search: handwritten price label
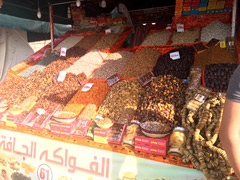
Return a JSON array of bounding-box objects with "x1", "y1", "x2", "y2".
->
[
  {"x1": 177, "y1": 24, "x2": 184, "y2": 32},
  {"x1": 106, "y1": 73, "x2": 120, "y2": 86},
  {"x1": 60, "y1": 47, "x2": 67, "y2": 57},
  {"x1": 37, "y1": 164, "x2": 53, "y2": 180}
]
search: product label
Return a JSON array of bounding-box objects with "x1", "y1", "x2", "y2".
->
[
  {"x1": 220, "y1": 40, "x2": 226, "y2": 48},
  {"x1": 195, "y1": 94, "x2": 205, "y2": 102},
  {"x1": 37, "y1": 108, "x2": 46, "y2": 116},
  {"x1": 82, "y1": 83, "x2": 94, "y2": 92},
  {"x1": 177, "y1": 24, "x2": 184, "y2": 32},
  {"x1": 60, "y1": 47, "x2": 67, "y2": 56},
  {"x1": 138, "y1": 72, "x2": 155, "y2": 86},
  {"x1": 57, "y1": 71, "x2": 67, "y2": 82},
  {"x1": 105, "y1": 29, "x2": 111, "y2": 34},
  {"x1": 106, "y1": 73, "x2": 120, "y2": 86},
  {"x1": 170, "y1": 51, "x2": 180, "y2": 60}
]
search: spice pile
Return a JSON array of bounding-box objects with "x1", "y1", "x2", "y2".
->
[
  {"x1": 75, "y1": 33, "x2": 103, "y2": 50},
  {"x1": 91, "y1": 51, "x2": 133, "y2": 79},
  {"x1": 92, "y1": 33, "x2": 121, "y2": 50},
  {"x1": 171, "y1": 29, "x2": 200, "y2": 44},
  {"x1": 55, "y1": 36, "x2": 84, "y2": 50},
  {"x1": 96, "y1": 80, "x2": 143, "y2": 124},
  {"x1": 195, "y1": 46, "x2": 237, "y2": 67},
  {"x1": 141, "y1": 31, "x2": 171, "y2": 46},
  {"x1": 201, "y1": 21, "x2": 231, "y2": 42},
  {"x1": 204, "y1": 63, "x2": 238, "y2": 92},
  {"x1": 152, "y1": 46, "x2": 195, "y2": 79},
  {"x1": 119, "y1": 48, "x2": 161, "y2": 78},
  {"x1": 63, "y1": 81, "x2": 110, "y2": 116},
  {"x1": 135, "y1": 75, "x2": 187, "y2": 127},
  {"x1": 181, "y1": 92, "x2": 232, "y2": 180}
]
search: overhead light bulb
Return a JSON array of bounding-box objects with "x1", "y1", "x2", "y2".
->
[
  {"x1": 76, "y1": 0, "x2": 81, "y2": 7},
  {"x1": 0, "y1": 0, "x2": 3, "y2": 8},
  {"x1": 101, "y1": 0, "x2": 106, "y2": 8},
  {"x1": 142, "y1": 23, "x2": 147, "y2": 26},
  {"x1": 37, "y1": 8, "x2": 42, "y2": 19},
  {"x1": 67, "y1": 7, "x2": 71, "y2": 19},
  {"x1": 152, "y1": 22, "x2": 156, "y2": 25}
]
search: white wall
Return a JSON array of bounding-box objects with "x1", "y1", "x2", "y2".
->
[{"x1": 0, "y1": 26, "x2": 34, "y2": 81}]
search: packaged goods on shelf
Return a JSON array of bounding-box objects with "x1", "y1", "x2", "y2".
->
[
  {"x1": 152, "y1": 46, "x2": 195, "y2": 79},
  {"x1": 91, "y1": 51, "x2": 133, "y2": 79},
  {"x1": 108, "y1": 123, "x2": 126, "y2": 144},
  {"x1": 141, "y1": 31, "x2": 172, "y2": 46},
  {"x1": 200, "y1": 20, "x2": 231, "y2": 42},
  {"x1": 170, "y1": 28, "x2": 200, "y2": 44},
  {"x1": 55, "y1": 36, "x2": 84, "y2": 50},
  {"x1": 195, "y1": 46, "x2": 237, "y2": 67},
  {"x1": 97, "y1": 80, "x2": 144, "y2": 124},
  {"x1": 119, "y1": 48, "x2": 161, "y2": 78}
]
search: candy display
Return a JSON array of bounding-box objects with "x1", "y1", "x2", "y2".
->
[
  {"x1": 135, "y1": 75, "x2": 187, "y2": 127},
  {"x1": 119, "y1": 48, "x2": 161, "y2": 78}
]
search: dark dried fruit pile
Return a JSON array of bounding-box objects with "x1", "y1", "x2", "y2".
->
[
  {"x1": 204, "y1": 63, "x2": 238, "y2": 92},
  {"x1": 135, "y1": 75, "x2": 187, "y2": 127},
  {"x1": 152, "y1": 46, "x2": 195, "y2": 79}
]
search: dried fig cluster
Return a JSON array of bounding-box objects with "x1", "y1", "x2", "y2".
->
[
  {"x1": 97, "y1": 80, "x2": 144, "y2": 123},
  {"x1": 204, "y1": 63, "x2": 238, "y2": 92},
  {"x1": 153, "y1": 46, "x2": 195, "y2": 79},
  {"x1": 135, "y1": 75, "x2": 187, "y2": 127}
]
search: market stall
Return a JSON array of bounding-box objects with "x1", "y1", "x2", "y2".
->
[{"x1": 0, "y1": 0, "x2": 239, "y2": 179}]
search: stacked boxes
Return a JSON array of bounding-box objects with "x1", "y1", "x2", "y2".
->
[
  {"x1": 135, "y1": 135, "x2": 169, "y2": 156},
  {"x1": 181, "y1": 0, "x2": 232, "y2": 15},
  {"x1": 175, "y1": 0, "x2": 184, "y2": 16}
]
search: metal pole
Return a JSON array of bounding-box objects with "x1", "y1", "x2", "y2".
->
[
  {"x1": 49, "y1": 3, "x2": 55, "y2": 50},
  {"x1": 231, "y1": 0, "x2": 238, "y2": 37}
]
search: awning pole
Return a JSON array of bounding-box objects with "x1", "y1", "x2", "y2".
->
[
  {"x1": 49, "y1": 3, "x2": 55, "y2": 50},
  {"x1": 231, "y1": 0, "x2": 238, "y2": 37}
]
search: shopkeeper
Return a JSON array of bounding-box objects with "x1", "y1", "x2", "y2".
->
[{"x1": 220, "y1": 65, "x2": 240, "y2": 179}]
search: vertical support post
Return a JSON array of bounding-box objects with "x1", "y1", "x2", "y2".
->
[
  {"x1": 231, "y1": 0, "x2": 238, "y2": 37},
  {"x1": 49, "y1": 3, "x2": 55, "y2": 50}
]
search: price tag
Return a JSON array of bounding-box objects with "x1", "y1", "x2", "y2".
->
[
  {"x1": 195, "y1": 94, "x2": 205, "y2": 102},
  {"x1": 138, "y1": 72, "x2": 154, "y2": 86},
  {"x1": 220, "y1": 40, "x2": 226, "y2": 48},
  {"x1": 57, "y1": 71, "x2": 67, "y2": 82},
  {"x1": 37, "y1": 108, "x2": 46, "y2": 116},
  {"x1": 177, "y1": 24, "x2": 184, "y2": 32},
  {"x1": 107, "y1": 73, "x2": 120, "y2": 86},
  {"x1": 60, "y1": 47, "x2": 67, "y2": 56},
  {"x1": 82, "y1": 83, "x2": 94, "y2": 92},
  {"x1": 170, "y1": 51, "x2": 180, "y2": 60},
  {"x1": 105, "y1": 29, "x2": 111, "y2": 34}
]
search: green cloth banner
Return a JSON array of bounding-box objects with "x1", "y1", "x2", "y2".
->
[{"x1": 0, "y1": 14, "x2": 72, "y2": 36}]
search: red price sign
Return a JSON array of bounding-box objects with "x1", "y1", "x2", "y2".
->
[{"x1": 37, "y1": 164, "x2": 53, "y2": 180}]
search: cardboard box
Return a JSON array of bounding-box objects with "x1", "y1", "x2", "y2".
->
[
  {"x1": 216, "y1": 1, "x2": 225, "y2": 8},
  {"x1": 135, "y1": 135, "x2": 169, "y2": 149},
  {"x1": 94, "y1": 127, "x2": 111, "y2": 137},
  {"x1": 199, "y1": 2, "x2": 208, "y2": 7},
  {"x1": 94, "y1": 136, "x2": 108, "y2": 144},
  {"x1": 50, "y1": 119, "x2": 79, "y2": 137},
  {"x1": 135, "y1": 143, "x2": 167, "y2": 156},
  {"x1": 108, "y1": 123, "x2": 126, "y2": 145},
  {"x1": 199, "y1": 7, "x2": 207, "y2": 11},
  {"x1": 71, "y1": 119, "x2": 91, "y2": 138}
]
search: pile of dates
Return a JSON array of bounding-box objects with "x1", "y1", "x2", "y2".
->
[
  {"x1": 204, "y1": 63, "x2": 238, "y2": 92},
  {"x1": 152, "y1": 46, "x2": 195, "y2": 79},
  {"x1": 135, "y1": 75, "x2": 187, "y2": 127}
]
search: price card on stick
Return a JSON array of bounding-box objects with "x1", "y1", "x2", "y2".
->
[
  {"x1": 57, "y1": 71, "x2": 67, "y2": 82},
  {"x1": 170, "y1": 51, "x2": 180, "y2": 60},
  {"x1": 177, "y1": 24, "x2": 184, "y2": 32},
  {"x1": 107, "y1": 73, "x2": 120, "y2": 86},
  {"x1": 60, "y1": 47, "x2": 67, "y2": 56}
]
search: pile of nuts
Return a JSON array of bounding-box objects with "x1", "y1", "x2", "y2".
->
[
  {"x1": 135, "y1": 75, "x2": 187, "y2": 127},
  {"x1": 75, "y1": 33, "x2": 103, "y2": 51},
  {"x1": 141, "y1": 31, "x2": 171, "y2": 46},
  {"x1": 195, "y1": 46, "x2": 237, "y2": 67},
  {"x1": 92, "y1": 33, "x2": 121, "y2": 50},
  {"x1": 171, "y1": 29, "x2": 200, "y2": 44},
  {"x1": 97, "y1": 80, "x2": 144, "y2": 123},
  {"x1": 119, "y1": 48, "x2": 161, "y2": 78},
  {"x1": 55, "y1": 36, "x2": 84, "y2": 50},
  {"x1": 91, "y1": 51, "x2": 133, "y2": 79},
  {"x1": 204, "y1": 63, "x2": 238, "y2": 92},
  {"x1": 201, "y1": 20, "x2": 231, "y2": 42},
  {"x1": 152, "y1": 46, "x2": 195, "y2": 79}
]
